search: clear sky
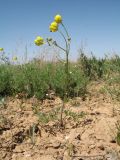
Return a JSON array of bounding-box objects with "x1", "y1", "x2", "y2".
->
[{"x1": 0, "y1": 0, "x2": 120, "y2": 61}]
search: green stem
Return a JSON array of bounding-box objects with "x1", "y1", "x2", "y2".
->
[
  {"x1": 65, "y1": 50, "x2": 69, "y2": 97},
  {"x1": 58, "y1": 30, "x2": 68, "y2": 50},
  {"x1": 58, "y1": 30, "x2": 69, "y2": 97},
  {"x1": 53, "y1": 42, "x2": 66, "y2": 52},
  {"x1": 61, "y1": 22, "x2": 70, "y2": 39},
  {"x1": 61, "y1": 23, "x2": 71, "y2": 58}
]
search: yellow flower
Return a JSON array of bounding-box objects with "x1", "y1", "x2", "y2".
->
[
  {"x1": 34, "y1": 36, "x2": 44, "y2": 46},
  {"x1": 51, "y1": 22, "x2": 58, "y2": 27},
  {"x1": 34, "y1": 39, "x2": 41, "y2": 46},
  {"x1": 54, "y1": 14, "x2": 62, "y2": 24},
  {"x1": 49, "y1": 25, "x2": 58, "y2": 32},
  {"x1": 0, "y1": 48, "x2": 4, "y2": 51},
  {"x1": 49, "y1": 21, "x2": 58, "y2": 32},
  {"x1": 12, "y1": 56, "x2": 17, "y2": 61}
]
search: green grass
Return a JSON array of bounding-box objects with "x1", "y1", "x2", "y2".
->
[
  {"x1": 35, "y1": 107, "x2": 60, "y2": 124},
  {"x1": 64, "y1": 110, "x2": 86, "y2": 121},
  {"x1": 0, "y1": 61, "x2": 88, "y2": 99},
  {"x1": 0, "y1": 53, "x2": 119, "y2": 101}
]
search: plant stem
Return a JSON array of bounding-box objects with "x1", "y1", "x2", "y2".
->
[
  {"x1": 55, "y1": 25, "x2": 71, "y2": 127},
  {"x1": 58, "y1": 30, "x2": 69, "y2": 96},
  {"x1": 61, "y1": 22, "x2": 70, "y2": 39},
  {"x1": 53, "y1": 42, "x2": 66, "y2": 52},
  {"x1": 58, "y1": 30, "x2": 68, "y2": 51},
  {"x1": 65, "y1": 50, "x2": 69, "y2": 97},
  {"x1": 60, "y1": 100, "x2": 65, "y2": 127}
]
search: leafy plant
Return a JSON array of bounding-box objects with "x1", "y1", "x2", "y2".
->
[
  {"x1": 35, "y1": 107, "x2": 60, "y2": 124},
  {"x1": 64, "y1": 110, "x2": 86, "y2": 121},
  {"x1": 78, "y1": 52, "x2": 106, "y2": 80},
  {"x1": 34, "y1": 14, "x2": 72, "y2": 126}
]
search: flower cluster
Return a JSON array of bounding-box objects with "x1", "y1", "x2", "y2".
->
[
  {"x1": 34, "y1": 36, "x2": 45, "y2": 46},
  {"x1": 49, "y1": 14, "x2": 62, "y2": 32},
  {"x1": 34, "y1": 14, "x2": 62, "y2": 46},
  {"x1": 49, "y1": 22, "x2": 58, "y2": 32}
]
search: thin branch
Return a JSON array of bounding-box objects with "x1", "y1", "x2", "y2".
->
[
  {"x1": 53, "y1": 42, "x2": 66, "y2": 52},
  {"x1": 58, "y1": 30, "x2": 68, "y2": 52},
  {"x1": 61, "y1": 22, "x2": 70, "y2": 39}
]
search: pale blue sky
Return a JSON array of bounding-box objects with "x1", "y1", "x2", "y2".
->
[{"x1": 0, "y1": 0, "x2": 120, "y2": 60}]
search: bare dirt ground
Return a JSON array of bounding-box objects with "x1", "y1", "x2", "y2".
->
[{"x1": 0, "y1": 81, "x2": 120, "y2": 160}]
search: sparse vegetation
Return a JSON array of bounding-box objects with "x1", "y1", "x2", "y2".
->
[
  {"x1": 64, "y1": 110, "x2": 86, "y2": 121},
  {"x1": 35, "y1": 107, "x2": 60, "y2": 124},
  {"x1": 0, "y1": 53, "x2": 120, "y2": 159}
]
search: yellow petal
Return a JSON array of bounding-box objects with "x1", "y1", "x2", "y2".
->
[
  {"x1": 34, "y1": 35, "x2": 45, "y2": 46},
  {"x1": 54, "y1": 14, "x2": 62, "y2": 24},
  {"x1": 50, "y1": 21, "x2": 58, "y2": 27},
  {"x1": 34, "y1": 39, "x2": 44, "y2": 46},
  {"x1": 36, "y1": 36, "x2": 44, "y2": 41},
  {"x1": 49, "y1": 25, "x2": 58, "y2": 32}
]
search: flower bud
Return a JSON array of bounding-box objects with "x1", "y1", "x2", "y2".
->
[
  {"x1": 54, "y1": 14, "x2": 62, "y2": 24},
  {"x1": 0, "y1": 48, "x2": 4, "y2": 52},
  {"x1": 49, "y1": 21, "x2": 58, "y2": 32},
  {"x1": 12, "y1": 56, "x2": 17, "y2": 61},
  {"x1": 34, "y1": 36, "x2": 44, "y2": 46}
]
